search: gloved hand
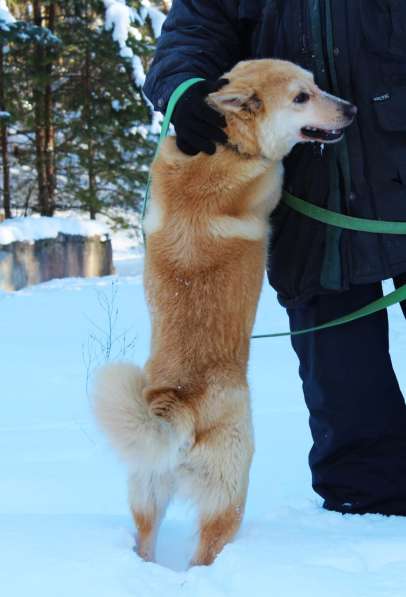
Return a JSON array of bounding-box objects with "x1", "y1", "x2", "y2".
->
[{"x1": 171, "y1": 79, "x2": 229, "y2": 155}]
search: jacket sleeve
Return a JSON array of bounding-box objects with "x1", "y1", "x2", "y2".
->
[{"x1": 143, "y1": 0, "x2": 243, "y2": 112}]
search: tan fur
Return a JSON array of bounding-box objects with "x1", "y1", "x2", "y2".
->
[
  {"x1": 191, "y1": 505, "x2": 244, "y2": 567},
  {"x1": 92, "y1": 59, "x2": 355, "y2": 567}
]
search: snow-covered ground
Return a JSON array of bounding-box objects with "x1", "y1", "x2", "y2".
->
[{"x1": 1, "y1": 228, "x2": 406, "y2": 597}]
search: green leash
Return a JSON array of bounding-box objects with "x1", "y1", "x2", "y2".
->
[
  {"x1": 142, "y1": 77, "x2": 204, "y2": 223},
  {"x1": 143, "y1": 78, "x2": 406, "y2": 339},
  {"x1": 283, "y1": 191, "x2": 406, "y2": 235},
  {"x1": 251, "y1": 194, "x2": 406, "y2": 338},
  {"x1": 251, "y1": 284, "x2": 406, "y2": 338}
]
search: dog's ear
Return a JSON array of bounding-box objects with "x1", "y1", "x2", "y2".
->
[{"x1": 209, "y1": 85, "x2": 263, "y2": 117}]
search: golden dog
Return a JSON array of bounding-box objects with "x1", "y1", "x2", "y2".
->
[{"x1": 93, "y1": 59, "x2": 356, "y2": 567}]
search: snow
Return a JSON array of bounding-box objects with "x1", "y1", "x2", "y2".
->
[
  {"x1": 1, "y1": 226, "x2": 406, "y2": 596},
  {"x1": 102, "y1": 0, "x2": 165, "y2": 130},
  {"x1": 146, "y1": 7, "x2": 165, "y2": 38},
  {"x1": 103, "y1": 0, "x2": 133, "y2": 48},
  {"x1": 103, "y1": 0, "x2": 146, "y2": 86},
  {"x1": 140, "y1": 0, "x2": 166, "y2": 38},
  {"x1": 0, "y1": 215, "x2": 109, "y2": 245},
  {"x1": 0, "y1": 0, "x2": 14, "y2": 31},
  {"x1": 131, "y1": 53, "x2": 146, "y2": 87}
]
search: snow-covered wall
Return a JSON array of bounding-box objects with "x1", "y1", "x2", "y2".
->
[
  {"x1": 0, "y1": 218, "x2": 113, "y2": 291},
  {"x1": 0, "y1": 216, "x2": 109, "y2": 246}
]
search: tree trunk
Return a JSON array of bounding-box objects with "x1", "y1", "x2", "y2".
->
[
  {"x1": 84, "y1": 38, "x2": 97, "y2": 220},
  {"x1": 33, "y1": 0, "x2": 51, "y2": 216},
  {"x1": 44, "y1": 1, "x2": 56, "y2": 215},
  {"x1": 0, "y1": 44, "x2": 11, "y2": 219},
  {"x1": 88, "y1": 138, "x2": 97, "y2": 221}
]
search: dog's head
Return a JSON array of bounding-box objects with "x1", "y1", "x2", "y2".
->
[{"x1": 208, "y1": 59, "x2": 357, "y2": 160}]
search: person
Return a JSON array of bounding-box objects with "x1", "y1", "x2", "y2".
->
[{"x1": 143, "y1": 0, "x2": 406, "y2": 516}]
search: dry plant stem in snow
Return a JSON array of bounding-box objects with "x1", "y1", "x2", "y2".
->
[{"x1": 83, "y1": 280, "x2": 137, "y2": 395}]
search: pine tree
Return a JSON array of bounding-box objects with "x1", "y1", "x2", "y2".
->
[
  {"x1": 0, "y1": 1, "x2": 15, "y2": 218},
  {"x1": 57, "y1": 0, "x2": 155, "y2": 220},
  {"x1": 0, "y1": 41, "x2": 12, "y2": 218},
  {"x1": 1, "y1": 0, "x2": 165, "y2": 222},
  {"x1": 0, "y1": 1, "x2": 60, "y2": 217}
]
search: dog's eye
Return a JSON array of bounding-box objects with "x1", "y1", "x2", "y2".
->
[{"x1": 293, "y1": 92, "x2": 310, "y2": 104}]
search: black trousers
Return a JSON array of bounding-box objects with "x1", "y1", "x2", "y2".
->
[{"x1": 287, "y1": 274, "x2": 406, "y2": 515}]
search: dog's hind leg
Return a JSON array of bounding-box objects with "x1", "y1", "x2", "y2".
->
[
  {"x1": 191, "y1": 499, "x2": 246, "y2": 566},
  {"x1": 187, "y1": 440, "x2": 251, "y2": 566},
  {"x1": 129, "y1": 472, "x2": 173, "y2": 562},
  {"x1": 186, "y1": 388, "x2": 254, "y2": 566}
]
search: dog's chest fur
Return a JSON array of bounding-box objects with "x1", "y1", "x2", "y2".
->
[
  {"x1": 143, "y1": 139, "x2": 284, "y2": 387},
  {"x1": 144, "y1": 139, "x2": 283, "y2": 249}
]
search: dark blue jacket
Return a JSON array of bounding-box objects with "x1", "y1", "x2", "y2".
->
[{"x1": 144, "y1": 0, "x2": 406, "y2": 306}]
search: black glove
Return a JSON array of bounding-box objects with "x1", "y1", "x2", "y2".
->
[{"x1": 171, "y1": 79, "x2": 229, "y2": 156}]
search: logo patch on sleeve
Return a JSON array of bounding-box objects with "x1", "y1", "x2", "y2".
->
[{"x1": 373, "y1": 93, "x2": 390, "y2": 103}]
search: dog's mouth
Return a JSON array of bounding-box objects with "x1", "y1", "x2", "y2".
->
[{"x1": 301, "y1": 126, "x2": 344, "y2": 143}]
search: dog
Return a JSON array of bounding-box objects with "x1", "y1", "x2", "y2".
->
[{"x1": 92, "y1": 59, "x2": 356, "y2": 567}]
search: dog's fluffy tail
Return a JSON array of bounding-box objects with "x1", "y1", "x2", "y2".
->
[{"x1": 92, "y1": 362, "x2": 194, "y2": 473}]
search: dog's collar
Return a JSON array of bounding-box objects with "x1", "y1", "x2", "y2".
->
[
  {"x1": 225, "y1": 141, "x2": 244, "y2": 155},
  {"x1": 225, "y1": 141, "x2": 269, "y2": 162}
]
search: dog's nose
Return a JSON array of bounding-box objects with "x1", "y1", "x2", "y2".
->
[{"x1": 343, "y1": 102, "x2": 358, "y2": 119}]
